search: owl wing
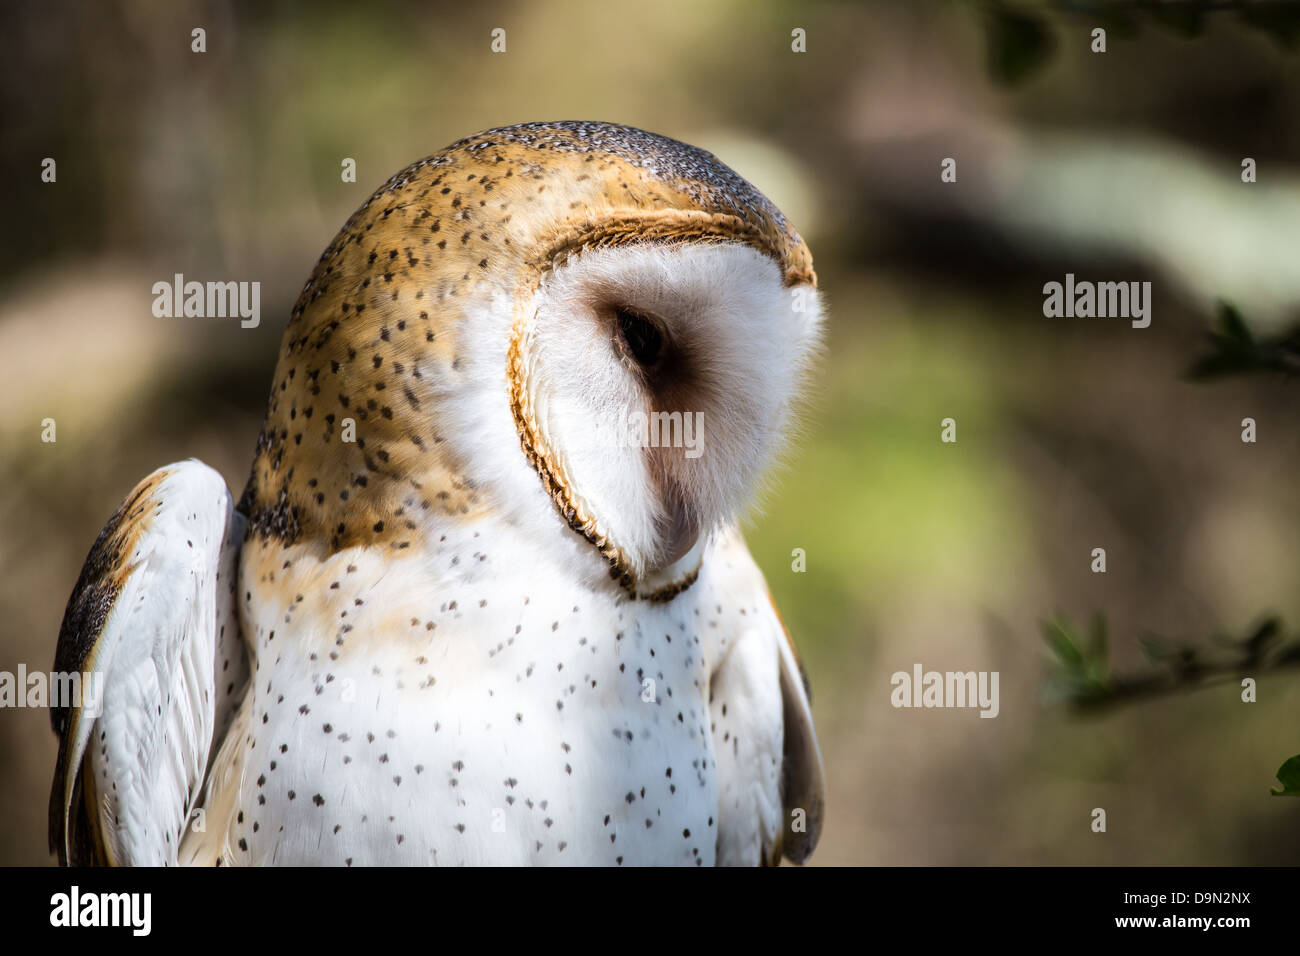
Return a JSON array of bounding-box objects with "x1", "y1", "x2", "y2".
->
[
  {"x1": 48, "y1": 461, "x2": 248, "y2": 865},
  {"x1": 707, "y1": 531, "x2": 826, "y2": 865}
]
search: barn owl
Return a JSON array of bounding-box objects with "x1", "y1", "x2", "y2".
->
[{"x1": 49, "y1": 121, "x2": 825, "y2": 867}]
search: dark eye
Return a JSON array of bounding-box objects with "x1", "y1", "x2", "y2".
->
[{"x1": 616, "y1": 308, "x2": 664, "y2": 368}]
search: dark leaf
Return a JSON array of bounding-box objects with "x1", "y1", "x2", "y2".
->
[
  {"x1": 1270, "y1": 755, "x2": 1300, "y2": 796},
  {"x1": 1217, "y1": 301, "x2": 1253, "y2": 344},
  {"x1": 1239, "y1": 5, "x2": 1300, "y2": 52},
  {"x1": 1186, "y1": 305, "x2": 1300, "y2": 381},
  {"x1": 1042, "y1": 617, "x2": 1085, "y2": 670},
  {"x1": 1147, "y1": 3, "x2": 1204, "y2": 38},
  {"x1": 987, "y1": 3, "x2": 1057, "y2": 86},
  {"x1": 1244, "y1": 616, "x2": 1282, "y2": 661},
  {"x1": 1273, "y1": 643, "x2": 1300, "y2": 665}
]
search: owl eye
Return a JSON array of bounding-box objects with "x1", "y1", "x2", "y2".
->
[{"x1": 615, "y1": 308, "x2": 664, "y2": 369}]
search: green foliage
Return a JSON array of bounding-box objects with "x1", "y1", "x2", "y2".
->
[
  {"x1": 1238, "y1": 2, "x2": 1300, "y2": 51},
  {"x1": 1045, "y1": 614, "x2": 1300, "y2": 796},
  {"x1": 1174, "y1": 298, "x2": 1300, "y2": 798},
  {"x1": 1041, "y1": 613, "x2": 1110, "y2": 705},
  {"x1": 1185, "y1": 302, "x2": 1300, "y2": 380},
  {"x1": 1042, "y1": 613, "x2": 1300, "y2": 711},
  {"x1": 1271, "y1": 755, "x2": 1300, "y2": 796},
  {"x1": 980, "y1": 1, "x2": 1300, "y2": 87},
  {"x1": 986, "y1": 2, "x2": 1057, "y2": 86}
]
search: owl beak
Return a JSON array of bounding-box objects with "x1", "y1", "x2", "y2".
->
[{"x1": 654, "y1": 478, "x2": 699, "y2": 570}]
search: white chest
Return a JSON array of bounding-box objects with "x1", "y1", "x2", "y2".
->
[{"x1": 225, "y1": 532, "x2": 722, "y2": 866}]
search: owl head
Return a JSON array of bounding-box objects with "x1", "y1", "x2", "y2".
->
[{"x1": 243, "y1": 121, "x2": 822, "y2": 597}]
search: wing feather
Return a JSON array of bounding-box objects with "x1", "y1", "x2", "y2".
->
[
  {"x1": 706, "y1": 531, "x2": 825, "y2": 865},
  {"x1": 48, "y1": 461, "x2": 246, "y2": 865},
  {"x1": 772, "y1": 597, "x2": 826, "y2": 863}
]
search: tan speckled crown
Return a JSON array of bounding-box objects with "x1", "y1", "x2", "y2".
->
[{"x1": 240, "y1": 121, "x2": 816, "y2": 581}]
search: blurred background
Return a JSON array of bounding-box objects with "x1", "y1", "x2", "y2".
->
[{"x1": 2, "y1": 0, "x2": 1299, "y2": 865}]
